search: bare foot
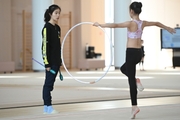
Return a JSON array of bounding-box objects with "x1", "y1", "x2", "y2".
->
[
  {"x1": 131, "y1": 106, "x2": 140, "y2": 119},
  {"x1": 136, "y1": 78, "x2": 144, "y2": 91}
]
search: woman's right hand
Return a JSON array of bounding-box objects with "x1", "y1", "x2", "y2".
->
[{"x1": 46, "y1": 67, "x2": 51, "y2": 71}]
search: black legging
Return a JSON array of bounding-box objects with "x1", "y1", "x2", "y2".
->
[
  {"x1": 43, "y1": 65, "x2": 59, "y2": 106},
  {"x1": 120, "y1": 48, "x2": 142, "y2": 105}
]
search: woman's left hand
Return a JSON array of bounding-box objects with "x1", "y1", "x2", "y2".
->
[
  {"x1": 93, "y1": 22, "x2": 100, "y2": 27},
  {"x1": 167, "y1": 27, "x2": 176, "y2": 34}
]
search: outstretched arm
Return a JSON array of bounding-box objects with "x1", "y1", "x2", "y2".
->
[
  {"x1": 144, "y1": 21, "x2": 176, "y2": 34},
  {"x1": 93, "y1": 21, "x2": 131, "y2": 28}
]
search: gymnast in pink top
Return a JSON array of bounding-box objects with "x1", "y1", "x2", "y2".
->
[
  {"x1": 93, "y1": 1, "x2": 175, "y2": 119},
  {"x1": 127, "y1": 20, "x2": 143, "y2": 39}
]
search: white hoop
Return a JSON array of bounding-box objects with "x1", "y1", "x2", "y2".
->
[{"x1": 61, "y1": 22, "x2": 113, "y2": 84}]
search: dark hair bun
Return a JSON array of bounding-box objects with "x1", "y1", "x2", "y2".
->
[
  {"x1": 137, "y1": 2, "x2": 142, "y2": 9},
  {"x1": 129, "y1": 2, "x2": 142, "y2": 14}
]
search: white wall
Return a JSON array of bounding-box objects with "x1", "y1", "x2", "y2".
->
[{"x1": 132, "y1": 0, "x2": 180, "y2": 69}]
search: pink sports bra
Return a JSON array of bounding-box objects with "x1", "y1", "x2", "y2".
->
[{"x1": 127, "y1": 20, "x2": 143, "y2": 39}]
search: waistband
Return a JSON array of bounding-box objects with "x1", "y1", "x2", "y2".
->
[{"x1": 126, "y1": 48, "x2": 141, "y2": 51}]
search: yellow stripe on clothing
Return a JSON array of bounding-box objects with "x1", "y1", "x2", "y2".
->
[{"x1": 42, "y1": 28, "x2": 49, "y2": 64}]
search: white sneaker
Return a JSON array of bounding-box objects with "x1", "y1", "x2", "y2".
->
[
  {"x1": 48, "y1": 110, "x2": 59, "y2": 114},
  {"x1": 43, "y1": 106, "x2": 59, "y2": 114},
  {"x1": 43, "y1": 105, "x2": 48, "y2": 114},
  {"x1": 43, "y1": 110, "x2": 59, "y2": 114},
  {"x1": 136, "y1": 78, "x2": 144, "y2": 92}
]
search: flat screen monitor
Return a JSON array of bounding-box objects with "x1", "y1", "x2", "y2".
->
[{"x1": 161, "y1": 28, "x2": 180, "y2": 49}]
